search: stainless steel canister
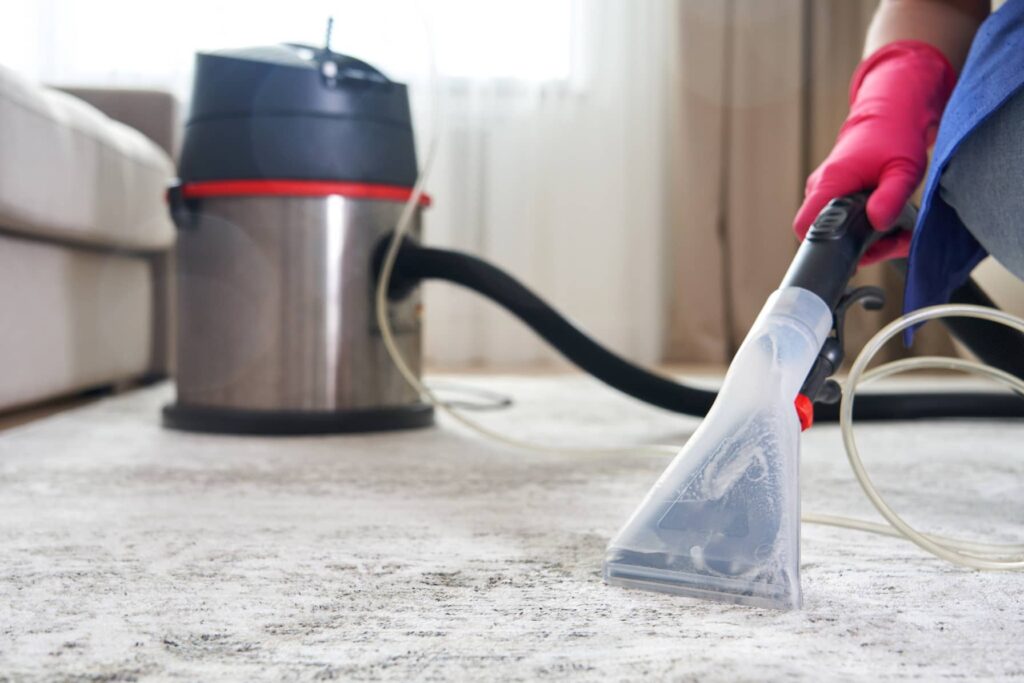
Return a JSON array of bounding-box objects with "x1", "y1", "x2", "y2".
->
[{"x1": 163, "y1": 192, "x2": 432, "y2": 433}]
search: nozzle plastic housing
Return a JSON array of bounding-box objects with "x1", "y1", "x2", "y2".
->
[{"x1": 603, "y1": 287, "x2": 832, "y2": 609}]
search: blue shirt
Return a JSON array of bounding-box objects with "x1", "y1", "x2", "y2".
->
[{"x1": 904, "y1": 0, "x2": 1024, "y2": 325}]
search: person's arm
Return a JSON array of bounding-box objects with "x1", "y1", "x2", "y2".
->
[
  {"x1": 866, "y1": 0, "x2": 990, "y2": 68},
  {"x1": 794, "y1": 0, "x2": 990, "y2": 265}
]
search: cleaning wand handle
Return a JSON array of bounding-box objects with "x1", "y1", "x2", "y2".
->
[
  {"x1": 780, "y1": 193, "x2": 913, "y2": 309},
  {"x1": 782, "y1": 193, "x2": 915, "y2": 407}
]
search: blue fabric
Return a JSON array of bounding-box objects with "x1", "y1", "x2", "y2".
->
[{"x1": 903, "y1": 0, "x2": 1024, "y2": 333}]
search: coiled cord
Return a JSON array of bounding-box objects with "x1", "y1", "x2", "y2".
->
[{"x1": 819, "y1": 303, "x2": 1024, "y2": 570}]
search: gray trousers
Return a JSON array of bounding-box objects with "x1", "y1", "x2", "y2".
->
[{"x1": 939, "y1": 87, "x2": 1024, "y2": 281}]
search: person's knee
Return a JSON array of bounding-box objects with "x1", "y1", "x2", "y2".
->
[{"x1": 938, "y1": 90, "x2": 1024, "y2": 281}]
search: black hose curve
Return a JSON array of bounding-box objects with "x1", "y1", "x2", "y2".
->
[{"x1": 390, "y1": 243, "x2": 1024, "y2": 421}]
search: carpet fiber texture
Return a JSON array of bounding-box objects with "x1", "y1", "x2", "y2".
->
[{"x1": 0, "y1": 378, "x2": 1022, "y2": 681}]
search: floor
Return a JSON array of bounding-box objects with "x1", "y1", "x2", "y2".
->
[
  {"x1": 0, "y1": 376, "x2": 1022, "y2": 681},
  {"x1": 0, "y1": 392, "x2": 104, "y2": 433}
]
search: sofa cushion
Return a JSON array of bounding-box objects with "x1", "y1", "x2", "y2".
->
[{"x1": 0, "y1": 65, "x2": 174, "y2": 252}]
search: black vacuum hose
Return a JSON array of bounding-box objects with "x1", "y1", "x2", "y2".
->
[
  {"x1": 390, "y1": 243, "x2": 1024, "y2": 421},
  {"x1": 392, "y1": 243, "x2": 717, "y2": 415}
]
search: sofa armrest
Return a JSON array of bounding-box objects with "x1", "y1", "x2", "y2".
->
[{"x1": 55, "y1": 87, "x2": 179, "y2": 159}]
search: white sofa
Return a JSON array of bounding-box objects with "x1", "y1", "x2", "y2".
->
[{"x1": 0, "y1": 65, "x2": 176, "y2": 412}]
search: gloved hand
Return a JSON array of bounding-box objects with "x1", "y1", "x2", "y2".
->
[{"x1": 793, "y1": 41, "x2": 956, "y2": 265}]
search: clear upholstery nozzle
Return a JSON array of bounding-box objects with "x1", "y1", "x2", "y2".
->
[{"x1": 603, "y1": 287, "x2": 832, "y2": 610}]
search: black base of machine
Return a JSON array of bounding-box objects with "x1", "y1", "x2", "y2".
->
[{"x1": 162, "y1": 402, "x2": 434, "y2": 435}]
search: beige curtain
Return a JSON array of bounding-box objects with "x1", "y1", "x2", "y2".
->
[{"x1": 664, "y1": 0, "x2": 954, "y2": 364}]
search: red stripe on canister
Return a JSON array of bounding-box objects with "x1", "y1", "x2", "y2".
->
[{"x1": 180, "y1": 179, "x2": 432, "y2": 207}]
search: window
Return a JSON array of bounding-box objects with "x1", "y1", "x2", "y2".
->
[{"x1": 0, "y1": 0, "x2": 576, "y2": 99}]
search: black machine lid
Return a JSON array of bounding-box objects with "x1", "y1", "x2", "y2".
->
[
  {"x1": 187, "y1": 43, "x2": 412, "y2": 126},
  {"x1": 179, "y1": 38, "x2": 419, "y2": 188}
]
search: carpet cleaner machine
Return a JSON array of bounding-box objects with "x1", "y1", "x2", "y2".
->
[{"x1": 165, "y1": 42, "x2": 1024, "y2": 609}]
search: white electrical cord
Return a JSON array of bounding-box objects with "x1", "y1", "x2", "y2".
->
[
  {"x1": 425, "y1": 381, "x2": 514, "y2": 411},
  {"x1": 372, "y1": 11, "x2": 677, "y2": 458},
  {"x1": 379, "y1": 8, "x2": 1022, "y2": 566},
  {"x1": 809, "y1": 303, "x2": 1024, "y2": 570}
]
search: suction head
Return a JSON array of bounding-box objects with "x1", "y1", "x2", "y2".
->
[
  {"x1": 604, "y1": 402, "x2": 802, "y2": 609},
  {"x1": 603, "y1": 287, "x2": 833, "y2": 610}
]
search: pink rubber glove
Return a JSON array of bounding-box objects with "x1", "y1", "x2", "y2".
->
[{"x1": 793, "y1": 41, "x2": 956, "y2": 265}]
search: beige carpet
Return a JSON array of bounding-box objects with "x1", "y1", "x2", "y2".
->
[{"x1": 0, "y1": 377, "x2": 1022, "y2": 681}]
